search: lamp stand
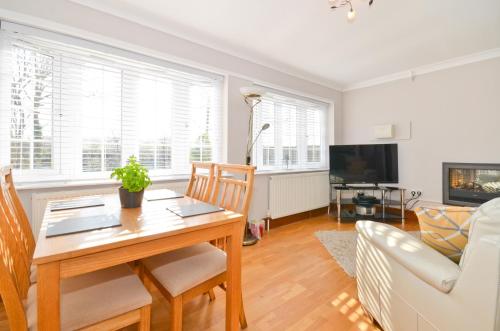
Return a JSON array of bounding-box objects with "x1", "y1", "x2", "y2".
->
[
  {"x1": 241, "y1": 90, "x2": 263, "y2": 247},
  {"x1": 243, "y1": 156, "x2": 259, "y2": 246},
  {"x1": 243, "y1": 224, "x2": 259, "y2": 246}
]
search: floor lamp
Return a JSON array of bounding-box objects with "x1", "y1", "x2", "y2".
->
[{"x1": 241, "y1": 86, "x2": 270, "y2": 246}]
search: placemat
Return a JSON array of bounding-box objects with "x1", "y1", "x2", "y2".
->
[
  {"x1": 49, "y1": 196, "x2": 105, "y2": 212},
  {"x1": 167, "y1": 202, "x2": 224, "y2": 218},
  {"x1": 145, "y1": 189, "x2": 184, "y2": 201},
  {"x1": 46, "y1": 213, "x2": 121, "y2": 238}
]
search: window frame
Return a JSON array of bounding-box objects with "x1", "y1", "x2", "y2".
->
[
  {"x1": 0, "y1": 22, "x2": 225, "y2": 183},
  {"x1": 252, "y1": 90, "x2": 329, "y2": 172}
]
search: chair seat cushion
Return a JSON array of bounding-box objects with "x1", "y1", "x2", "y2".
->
[
  {"x1": 26, "y1": 264, "x2": 152, "y2": 331},
  {"x1": 142, "y1": 243, "x2": 226, "y2": 297}
]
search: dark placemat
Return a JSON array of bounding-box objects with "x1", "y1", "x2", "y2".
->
[
  {"x1": 46, "y1": 213, "x2": 121, "y2": 238},
  {"x1": 167, "y1": 202, "x2": 224, "y2": 218},
  {"x1": 145, "y1": 189, "x2": 184, "y2": 201},
  {"x1": 50, "y1": 196, "x2": 105, "y2": 212}
]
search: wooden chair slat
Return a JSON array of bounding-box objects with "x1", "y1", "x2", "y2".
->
[
  {"x1": 220, "y1": 181, "x2": 228, "y2": 208},
  {"x1": 234, "y1": 184, "x2": 243, "y2": 212},
  {"x1": 199, "y1": 176, "x2": 207, "y2": 200},
  {"x1": 194, "y1": 177, "x2": 201, "y2": 200},
  {"x1": 227, "y1": 184, "x2": 236, "y2": 210},
  {"x1": 185, "y1": 163, "x2": 215, "y2": 202}
]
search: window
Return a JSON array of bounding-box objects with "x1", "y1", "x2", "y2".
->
[
  {"x1": 8, "y1": 46, "x2": 54, "y2": 171},
  {"x1": 252, "y1": 91, "x2": 328, "y2": 170},
  {"x1": 0, "y1": 22, "x2": 223, "y2": 182}
]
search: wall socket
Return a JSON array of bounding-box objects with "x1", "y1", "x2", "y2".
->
[
  {"x1": 405, "y1": 190, "x2": 422, "y2": 209},
  {"x1": 409, "y1": 190, "x2": 422, "y2": 199}
]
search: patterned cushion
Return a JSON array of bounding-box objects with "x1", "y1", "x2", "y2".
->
[{"x1": 415, "y1": 206, "x2": 477, "y2": 263}]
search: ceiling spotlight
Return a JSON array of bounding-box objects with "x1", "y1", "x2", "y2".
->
[
  {"x1": 347, "y1": 8, "x2": 356, "y2": 21},
  {"x1": 330, "y1": 0, "x2": 373, "y2": 22}
]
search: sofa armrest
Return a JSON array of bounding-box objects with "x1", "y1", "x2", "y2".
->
[{"x1": 356, "y1": 221, "x2": 461, "y2": 293}]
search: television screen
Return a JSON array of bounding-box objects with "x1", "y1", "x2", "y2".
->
[{"x1": 329, "y1": 144, "x2": 399, "y2": 184}]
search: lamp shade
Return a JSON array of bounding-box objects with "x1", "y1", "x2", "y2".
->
[{"x1": 240, "y1": 86, "x2": 263, "y2": 99}]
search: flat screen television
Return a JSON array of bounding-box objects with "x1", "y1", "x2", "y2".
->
[{"x1": 329, "y1": 144, "x2": 399, "y2": 185}]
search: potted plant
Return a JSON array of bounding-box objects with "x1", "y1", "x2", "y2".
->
[{"x1": 111, "y1": 155, "x2": 152, "y2": 208}]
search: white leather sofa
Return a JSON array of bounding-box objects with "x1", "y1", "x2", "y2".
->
[{"x1": 356, "y1": 197, "x2": 500, "y2": 331}]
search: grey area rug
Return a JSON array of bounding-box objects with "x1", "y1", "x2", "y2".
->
[{"x1": 315, "y1": 230, "x2": 420, "y2": 278}]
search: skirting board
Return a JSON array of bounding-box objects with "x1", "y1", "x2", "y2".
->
[{"x1": 269, "y1": 205, "x2": 417, "y2": 229}]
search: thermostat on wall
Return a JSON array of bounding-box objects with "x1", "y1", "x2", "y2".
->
[{"x1": 373, "y1": 124, "x2": 394, "y2": 139}]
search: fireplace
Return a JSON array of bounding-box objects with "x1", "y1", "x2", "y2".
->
[{"x1": 443, "y1": 163, "x2": 500, "y2": 206}]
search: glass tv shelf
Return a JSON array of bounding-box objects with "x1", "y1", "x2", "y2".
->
[{"x1": 327, "y1": 184, "x2": 406, "y2": 225}]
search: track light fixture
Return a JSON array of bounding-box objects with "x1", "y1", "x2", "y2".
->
[{"x1": 329, "y1": 0, "x2": 374, "y2": 22}]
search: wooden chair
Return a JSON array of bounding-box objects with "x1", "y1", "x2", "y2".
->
[
  {"x1": 140, "y1": 163, "x2": 255, "y2": 331},
  {"x1": 0, "y1": 166, "x2": 36, "y2": 283},
  {"x1": 0, "y1": 166, "x2": 153, "y2": 331},
  {"x1": 185, "y1": 162, "x2": 215, "y2": 202}
]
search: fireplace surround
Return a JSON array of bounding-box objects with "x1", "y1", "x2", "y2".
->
[{"x1": 443, "y1": 162, "x2": 500, "y2": 206}]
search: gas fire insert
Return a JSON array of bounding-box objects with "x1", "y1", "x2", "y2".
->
[{"x1": 443, "y1": 162, "x2": 500, "y2": 206}]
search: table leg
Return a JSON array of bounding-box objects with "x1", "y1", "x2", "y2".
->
[
  {"x1": 37, "y1": 261, "x2": 61, "y2": 330},
  {"x1": 382, "y1": 190, "x2": 386, "y2": 219},
  {"x1": 327, "y1": 184, "x2": 331, "y2": 215},
  {"x1": 226, "y1": 221, "x2": 243, "y2": 330},
  {"x1": 336, "y1": 190, "x2": 342, "y2": 224},
  {"x1": 400, "y1": 189, "x2": 406, "y2": 227}
]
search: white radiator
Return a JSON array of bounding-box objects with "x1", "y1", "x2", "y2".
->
[
  {"x1": 269, "y1": 171, "x2": 330, "y2": 219},
  {"x1": 31, "y1": 181, "x2": 188, "y2": 240}
]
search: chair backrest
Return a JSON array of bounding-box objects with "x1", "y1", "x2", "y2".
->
[
  {"x1": 0, "y1": 197, "x2": 30, "y2": 330},
  {"x1": 0, "y1": 166, "x2": 35, "y2": 264},
  {"x1": 460, "y1": 197, "x2": 500, "y2": 266},
  {"x1": 185, "y1": 162, "x2": 215, "y2": 202},
  {"x1": 210, "y1": 164, "x2": 256, "y2": 218}
]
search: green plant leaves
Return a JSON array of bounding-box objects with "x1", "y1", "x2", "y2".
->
[{"x1": 110, "y1": 155, "x2": 152, "y2": 193}]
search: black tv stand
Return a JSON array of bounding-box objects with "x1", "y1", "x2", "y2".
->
[{"x1": 328, "y1": 183, "x2": 406, "y2": 225}]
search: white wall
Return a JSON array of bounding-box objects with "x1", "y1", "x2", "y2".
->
[
  {"x1": 0, "y1": 0, "x2": 341, "y2": 222},
  {"x1": 341, "y1": 57, "x2": 500, "y2": 203}
]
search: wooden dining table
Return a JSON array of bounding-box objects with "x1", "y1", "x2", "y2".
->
[{"x1": 32, "y1": 192, "x2": 245, "y2": 331}]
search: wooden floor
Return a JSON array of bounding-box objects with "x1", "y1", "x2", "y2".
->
[{"x1": 0, "y1": 213, "x2": 419, "y2": 331}]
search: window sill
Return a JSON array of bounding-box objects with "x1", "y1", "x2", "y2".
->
[
  {"x1": 255, "y1": 168, "x2": 329, "y2": 176},
  {"x1": 15, "y1": 174, "x2": 191, "y2": 191},
  {"x1": 15, "y1": 169, "x2": 329, "y2": 190}
]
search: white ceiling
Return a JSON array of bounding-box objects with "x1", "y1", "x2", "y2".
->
[{"x1": 72, "y1": 0, "x2": 500, "y2": 89}]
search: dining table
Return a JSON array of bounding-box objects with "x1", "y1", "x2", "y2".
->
[{"x1": 32, "y1": 192, "x2": 245, "y2": 331}]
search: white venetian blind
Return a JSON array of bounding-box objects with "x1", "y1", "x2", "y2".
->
[
  {"x1": 0, "y1": 22, "x2": 223, "y2": 182},
  {"x1": 252, "y1": 90, "x2": 328, "y2": 170}
]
